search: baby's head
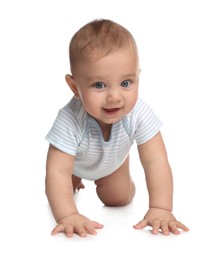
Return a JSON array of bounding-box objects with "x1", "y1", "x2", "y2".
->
[
  {"x1": 66, "y1": 19, "x2": 140, "y2": 126},
  {"x1": 68, "y1": 19, "x2": 138, "y2": 75}
]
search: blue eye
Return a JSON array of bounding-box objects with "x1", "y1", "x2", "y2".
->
[
  {"x1": 94, "y1": 82, "x2": 106, "y2": 89},
  {"x1": 121, "y1": 80, "x2": 131, "y2": 88}
]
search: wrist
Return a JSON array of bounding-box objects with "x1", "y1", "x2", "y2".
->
[
  {"x1": 56, "y1": 211, "x2": 79, "y2": 223},
  {"x1": 149, "y1": 205, "x2": 172, "y2": 212}
]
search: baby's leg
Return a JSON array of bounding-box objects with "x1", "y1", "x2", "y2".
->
[
  {"x1": 72, "y1": 175, "x2": 85, "y2": 192},
  {"x1": 94, "y1": 156, "x2": 135, "y2": 206}
]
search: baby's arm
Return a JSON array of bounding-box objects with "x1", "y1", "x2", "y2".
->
[
  {"x1": 45, "y1": 145, "x2": 103, "y2": 237},
  {"x1": 133, "y1": 132, "x2": 189, "y2": 235}
]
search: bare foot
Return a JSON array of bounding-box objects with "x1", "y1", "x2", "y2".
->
[
  {"x1": 74, "y1": 181, "x2": 85, "y2": 192},
  {"x1": 72, "y1": 175, "x2": 85, "y2": 193}
]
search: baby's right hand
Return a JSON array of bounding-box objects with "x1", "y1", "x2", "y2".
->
[{"x1": 51, "y1": 213, "x2": 104, "y2": 238}]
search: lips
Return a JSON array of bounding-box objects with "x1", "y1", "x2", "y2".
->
[{"x1": 103, "y1": 107, "x2": 121, "y2": 114}]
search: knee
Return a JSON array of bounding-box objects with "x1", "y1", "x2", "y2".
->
[
  {"x1": 103, "y1": 195, "x2": 133, "y2": 207},
  {"x1": 96, "y1": 181, "x2": 136, "y2": 207}
]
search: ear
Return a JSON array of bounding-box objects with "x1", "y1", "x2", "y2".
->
[{"x1": 65, "y1": 74, "x2": 80, "y2": 98}]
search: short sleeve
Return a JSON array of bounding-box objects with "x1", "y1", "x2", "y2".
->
[
  {"x1": 132, "y1": 99, "x2": 163, "y2": 145},
  {"x1": 45, "y1": 109, "x2": 82, "y2": 156}
]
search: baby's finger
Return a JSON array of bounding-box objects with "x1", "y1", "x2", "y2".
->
[
  {"x1": 84, "y1": 223, "x2": 98, "y2": 235},
  {"x1": 74, "y1": 225, "x2": 87, "y2": 237},
  {"x1": 176, "y1": 221, "x2": 189, "y2": 232},
  {"x1": 168, "y1": 221, "x2": 180, "y2": 235},
  {"x1": 133, "y1": 219, "x2": 148, "y2": 229},
  {"x1": 91, "y1": 221, "x2": 104, "y2": 229},
  {"x1": 151, "y1": 219, "x2": 160, "y2": 235},
  {"x1": 160, "y1": 220, "x2": 169, "y2": 235},
  {"x1": 51, "y1": 224, "x2": 65, "y2": 236},
  {"x1": 65, "y1": 224, "x2": 74, "y2": 237}
]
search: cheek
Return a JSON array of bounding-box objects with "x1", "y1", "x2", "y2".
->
[
  {"x1": 127, "y1": 89, "x2": 138, "y2": 110},
  {"x1": 129, "y1": 87, "x2": 138, "y2": 101},
  {"x1": 80, "y1": 92, "x2": 102, "y2": 109},
  {"x1": 130, "y1": 97, "x2": 138, "y2": 110}
]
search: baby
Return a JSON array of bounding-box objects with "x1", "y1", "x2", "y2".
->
[{"x1": 45, "y1": 19, "x2": 189, "y2": 237}]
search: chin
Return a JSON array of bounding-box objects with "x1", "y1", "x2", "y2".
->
[{"x1": 105, "y1": 117, "x2": 121, "y2": 124}]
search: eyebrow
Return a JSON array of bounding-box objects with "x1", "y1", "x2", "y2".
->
[
  {"x1": 121, "y1": 73, "x2": 138, "y2": 78},
  {"x1": 85, "y1": 76, "x2": 105, "y2": 82},
  {"x1": 86, "y1": 73, "x2": 138, "y2": 82}
]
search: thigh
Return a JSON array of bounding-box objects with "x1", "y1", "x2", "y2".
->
[{"x1": 94, "y1": 156, "x2": 135, "y2": 206}]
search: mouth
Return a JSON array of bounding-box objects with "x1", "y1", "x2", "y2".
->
[{"x1": 102, "y1": 107, "x2": 121, "y2": 115}]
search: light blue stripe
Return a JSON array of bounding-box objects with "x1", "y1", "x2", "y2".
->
[{"x1": 46, "y1": 97, "x2": 162, "y2": 180}]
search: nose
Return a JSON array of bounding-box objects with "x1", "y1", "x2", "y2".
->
[{"x1": 106, "y1": 88, "x2": 122, "y2": 103}]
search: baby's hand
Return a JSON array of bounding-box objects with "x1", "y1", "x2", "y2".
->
[
  {"x1": 133, "y1": 208, "x2": 189, "y2": 235},
  {"x1": 52, "y1": 213, "x2": 104, "y2": 238}
]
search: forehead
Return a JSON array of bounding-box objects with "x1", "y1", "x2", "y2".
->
[
  {"x1": 74, "y1": 47, "x2": 139, "y2": 79},
  {"x1": 86, "y1": 44, "x2": 138, "y2": 64}
]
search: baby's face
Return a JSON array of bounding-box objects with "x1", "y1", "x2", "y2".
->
[{"x1": 72, "y1": 48, "x2": 140, "y2": 129}]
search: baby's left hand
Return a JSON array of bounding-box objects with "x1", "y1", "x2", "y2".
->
[{"x1": 133, "y1": 208, "x2": 189, "y2": 235}]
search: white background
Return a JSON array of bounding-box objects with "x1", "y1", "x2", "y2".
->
[{"x1": 0, "y1": 0, "x2": 219, "y2": 259}]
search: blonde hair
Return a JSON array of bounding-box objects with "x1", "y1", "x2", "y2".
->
[{"x1": 69, "y1": 19, "x2": 138, "y2": 74}]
